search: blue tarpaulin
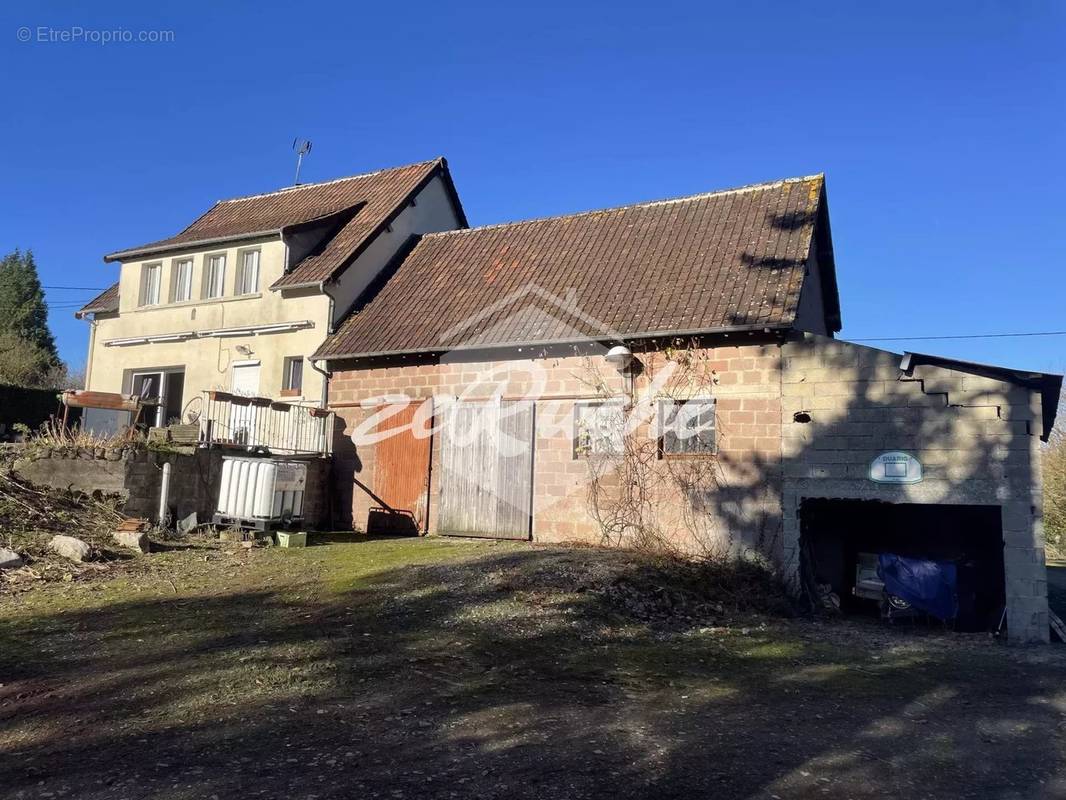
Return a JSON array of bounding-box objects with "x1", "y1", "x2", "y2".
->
[{"x1": 877, "y1": 553, "x2": 958, "y2": 621}]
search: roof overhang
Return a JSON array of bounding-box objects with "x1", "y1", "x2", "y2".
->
[
  {"x1": 315, "y1": 322, "x2": 792, "y2": 363},
  {"x1": 901, "y1": 351, "x2": 1062, "y2": 442},
  {"x1": 104, "y1": 229, "x2": 285, "y2": 263}
]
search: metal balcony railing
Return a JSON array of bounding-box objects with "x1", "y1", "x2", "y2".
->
[{"x1": 198, "y1": 391, "x2": 334, "y2": 456}]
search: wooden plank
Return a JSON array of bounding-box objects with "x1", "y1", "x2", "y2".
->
[
  {"x1": 495, "y1": 401, "x2": 533, "y2": 538},
  {"x1": 61, "y1": 390, "x2": 144, "y2": 412}
]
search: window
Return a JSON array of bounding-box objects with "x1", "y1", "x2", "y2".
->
[
  {"x1": 574, "y1": 401, "x2": 624, "y2": 456},
  {"x1": 138, "y1": 262, "x2": 161, "y2": 306},
  {"x1": 203, "y1": 253, "x2": 226, "y2": 299},
  {"x1": 282, "y1": 356, "x2": 304, "y2": 396},
  {"x1": 171, "y1": 258, "x2": 193, "y2": 302},
  {"x1": 236, "y1": 249, "x2": 260, "y2": 295},
  {"x1": 659, "y1": 398, "x2": 716, "y2": 455}
]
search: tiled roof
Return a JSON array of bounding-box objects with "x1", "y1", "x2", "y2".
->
[
  {"x1": 316, "y1": 175, "x2": 834, "y2": 359},
  {"x1": 75, "y1": 282, "x2": 119, "y2": 318},
  {"x1": 104, "y1": 159, "x2": 459, "y2": 290}
]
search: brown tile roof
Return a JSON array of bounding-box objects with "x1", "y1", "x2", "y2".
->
[
  {"x1": 316, "y1": 175, "x2": 836, "y2": 360},
  {"x1": 104, "y1": 159, "x2": 463, "y2": 291},
  {"x1": 75, "y1": 282, "x2": 119, "y2": 318}
]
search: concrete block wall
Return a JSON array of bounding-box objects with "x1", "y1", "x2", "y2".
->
[
  {"x1": 329, "y1": 333, "x2": 1049, "y2": 643},
  {"x1": 328, "y1": 342, "x2": 784, "y2": 557},
  {"x1": 778, "y1": 333, "x2": 1048, "y2": 643},
  {"x1": 14, "y1": 447, "x2": 331, "y2": 531}
]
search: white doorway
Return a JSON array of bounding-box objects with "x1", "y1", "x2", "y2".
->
[{"x1": 229, "y1": 361, "x2": 261, "y2": 444}]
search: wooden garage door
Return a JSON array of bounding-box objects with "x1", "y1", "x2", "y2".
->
[
  {"x1": 368, "y1": 401, "x2": 432, "y2": 535},
  {"x1": 438, "y1": 400, "x2": 534, "y2": 539}
]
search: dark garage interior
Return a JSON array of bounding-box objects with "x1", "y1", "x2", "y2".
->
[{"x1": 800, "y1": 498, "x2": 1006, "y2": 632}]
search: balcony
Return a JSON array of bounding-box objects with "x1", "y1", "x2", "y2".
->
[{"x1": 198, "y1": 390, "x2": 334, "y2": 456}]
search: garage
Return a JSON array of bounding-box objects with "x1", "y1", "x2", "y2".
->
[{"x1": 800, "y1": 498, "x2": 1006, "y2": 632}]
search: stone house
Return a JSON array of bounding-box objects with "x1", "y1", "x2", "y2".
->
[{"x1": 314, "y1": 174, "x2": 1060, "y2": 643}]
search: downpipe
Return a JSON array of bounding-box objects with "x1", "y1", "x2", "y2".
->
[{"x1": 158, "y1": 461, "x2": 172, "y2": 528}]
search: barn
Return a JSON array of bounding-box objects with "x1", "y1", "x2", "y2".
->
[{"x1": 314, "y1": 175, "x2": 1060, "y2": 643}]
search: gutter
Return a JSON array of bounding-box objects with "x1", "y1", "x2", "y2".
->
[{"x1": 314, "y1": 322, "x2": 793, "y2": 363}]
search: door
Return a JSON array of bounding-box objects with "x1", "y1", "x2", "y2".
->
[
  {"x1": 131, "y1": 370, "x2": 184, "y2": 427},
  {"x1": 230, "y1": 362, "x2": 261, "y2": 444},
  {"x1": 366, "y1": 401, "x2": 433, "y2": 535},
  {"x1": 438, "y1": 400, "x2": 534, "y2": 539},
  {"x1": 131, "y1": 372, "x2": 162, "y2": 427}
]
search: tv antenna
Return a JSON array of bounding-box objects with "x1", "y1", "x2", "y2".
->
[{"x1": 292, "y1": 138, "x2": 313, "y2": 185}]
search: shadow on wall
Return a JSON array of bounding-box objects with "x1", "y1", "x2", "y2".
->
[
  {"x1": 0, "y1": 547, "x2": 1060, "y2": 798},
  {"x1": 700, "y1": 335, "x2": 1035, "y2": 635}
]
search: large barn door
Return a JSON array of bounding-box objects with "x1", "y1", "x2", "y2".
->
[
  {"x1": 367, "y1": 401, "x2": 432, "y2": 536},
  {"x1": 438, "y1": 400, "x2": 534, "y2": 539}
]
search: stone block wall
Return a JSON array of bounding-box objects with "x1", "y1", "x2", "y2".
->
[{"x1": 14, "y1": 446, "x2": 331, "y2": 530}]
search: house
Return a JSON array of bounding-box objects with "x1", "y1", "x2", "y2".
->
[
  {"x1": 314, "y1": 173, "x2": 1061, "y2": 644},
  {"x1": 76, "y1": 158, "x2": 466, "y2": 447}
]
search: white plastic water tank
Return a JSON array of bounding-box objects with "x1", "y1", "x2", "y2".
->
[{"x1": 216, "y1": 457, "x2": 307, "y2": 523}]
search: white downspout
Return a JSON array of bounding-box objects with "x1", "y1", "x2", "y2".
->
[{"x1": 158, "y1": 461, "x2": 172, "y2": 527}]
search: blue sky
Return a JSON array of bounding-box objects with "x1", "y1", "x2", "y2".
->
[{"x1": 1, "y1": 1, "x2": 1063, "y2": 374}]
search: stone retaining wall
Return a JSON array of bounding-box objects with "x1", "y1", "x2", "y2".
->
[{"x1": 14, "y1": 447, "x2": 331, "y2": 530}]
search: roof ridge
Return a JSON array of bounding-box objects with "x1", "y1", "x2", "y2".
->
[
  {"x1": 424, "y1": 174, "x2": 824, "y2": 239},
  {"x1": 217, "y1": 158, "x2": 442, "y2": 205}
]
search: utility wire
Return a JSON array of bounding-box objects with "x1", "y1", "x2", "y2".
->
[
  {"x1": 41, "y1": 285, "x2": 108, "y2": 291},
  {"x1": 849, "y1": 331, "x2": 1066, "y2": 342}
]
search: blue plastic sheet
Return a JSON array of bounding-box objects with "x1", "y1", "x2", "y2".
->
[{"x1": 877, "y1": 553, "x2": 958, "y2": 621}]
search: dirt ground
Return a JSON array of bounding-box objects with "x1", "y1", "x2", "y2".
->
[{"x1": 2, "y1": 535, "x2": 1065, "y2": 800}]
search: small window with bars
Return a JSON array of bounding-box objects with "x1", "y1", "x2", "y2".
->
[
  {"x1": 281, "y1": 356, "x2": 304, "y2": 396},
  {"x1": 171, "y1": 258, "x2": 193, "y2": 302},
  {"x1": 236, "y1": 249, "x2": 260, "y2": 295},
  {"x1": 574, "y1": 401, "x2": 624, "y2": 457},
  {"x1": 138, "y1": 262, "x2": 161, "y2": 307},
  {"x1": 659, "y1": 398, "x2": 716, "y2": 456},
  {"x1": 203, "y1": 253, "x2": 226, "y2": 299}
]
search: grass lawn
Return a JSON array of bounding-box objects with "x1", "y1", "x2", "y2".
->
[{"x1": 1, "y1": 534, "x2": 1065, "y2": 799}]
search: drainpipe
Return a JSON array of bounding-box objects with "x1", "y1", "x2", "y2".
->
[
  {"x1": 84, "y1": 319, "x2": 97, "y2": 388},
  {"x1": 158, "y1": 461, "x2": 172, "y2": 528},
  {"x1": 316, "y1": 278, "x2": 337, "y2": 410},
  {"x1": 310, "y1": 358, "x2": 331, "y2": 409}
]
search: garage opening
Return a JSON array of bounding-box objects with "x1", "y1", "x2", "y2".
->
[{"x1": 800, "y1": 499, "x2": 1005, "y2": 632}]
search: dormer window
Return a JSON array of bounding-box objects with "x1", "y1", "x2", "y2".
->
[
  {"x1": 203, "y1": 253, "x2": 226, "y2": 299},
  {"x1": 138, "y1": 262, "x2": 161, "y2": 307}
]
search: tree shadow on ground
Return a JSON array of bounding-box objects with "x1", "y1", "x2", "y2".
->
[{"x1": 1, "y1": 544, "x2": 1064, "y2": 799}]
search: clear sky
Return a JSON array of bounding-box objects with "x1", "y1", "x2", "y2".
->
[{"x1": 1, "y1": 1, "x2": 1063, "y2": 374}]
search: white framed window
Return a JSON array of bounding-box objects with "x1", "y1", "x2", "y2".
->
[
  {"x1": 235, "y1": 249, "x2": 260, "y2": 295},
  {"x1": 574, "y1": 400, "x2": 624, "y2": 457},
  {"x1": 282, "y1": 356, "x2": 303, "y2": 395},
  {"x1": 170, "y1": 258, "x2": 194, "y2": 302},
  {"x1": 138, "y1": 262, "x2": 161, "y2": 307},
  {"x1": 659, "y1": 397, "x2": 716, "y2": 455},
  {"x1": 203, "y1": 253, "x2": 226, "y2": 299}
]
